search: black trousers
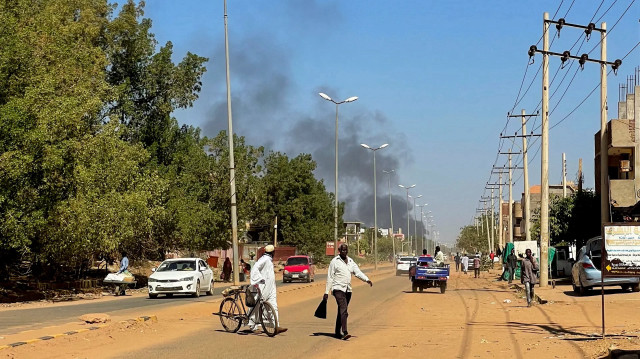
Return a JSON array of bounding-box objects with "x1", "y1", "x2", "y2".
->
[{"x1": 333, "y1": 290, "x2": 352, "y2": 335}]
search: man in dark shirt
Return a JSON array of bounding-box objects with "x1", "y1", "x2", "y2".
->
[
  {"x1": 520, "y1": 249, "x2": 539, "y2": 307},
  {"x1": 506, "y1": 249, "x2": 517, "y2": 284}
]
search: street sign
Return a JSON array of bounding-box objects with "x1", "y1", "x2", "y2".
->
[{"x1": 602, "y1": 223, "x2": 640, "y2": 277}]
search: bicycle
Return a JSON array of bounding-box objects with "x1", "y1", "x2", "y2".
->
[{"x1": 216, "y1": 284, "x2": 278, "y2": 337}]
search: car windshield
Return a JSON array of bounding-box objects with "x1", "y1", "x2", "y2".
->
[
  {"x1": 400, "y1": 257, "x2": 415, "y2": 262},
  {"x1": 157, "y1": 260, "x2": 196, "y2": 272},
  {"x1": 286, "y1": 257, "x2": 308, "y2": 266}
]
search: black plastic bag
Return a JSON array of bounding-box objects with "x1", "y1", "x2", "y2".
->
[{"x1": 314, "y1": 298, "x2": 327, "y2": 319}]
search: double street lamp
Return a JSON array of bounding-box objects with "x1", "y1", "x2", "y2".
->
[
  {"x1": 319, "y1": 93, "x2": 358, "y2": 255},
  {"x1": 361, "y1": 143, "x2": 388, "y2": 270},
  {"x1": 398, "y1": 184, "x2": 416, "y2": 255}
]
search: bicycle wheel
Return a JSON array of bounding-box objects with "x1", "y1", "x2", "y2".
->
[
  {"x1": 219, "y1": 297, "x2": 242, "y2": 333},
  {"x1": 259, "y1": 301, "x2": 278, "y2": 337}
]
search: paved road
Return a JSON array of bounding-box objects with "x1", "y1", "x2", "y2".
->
[
  {"x1": 123, "y1": 271, "x2": 404, "y2": 358},
  {"x1": 0, "y1": 270, "x2": 354, "y2": 335}
]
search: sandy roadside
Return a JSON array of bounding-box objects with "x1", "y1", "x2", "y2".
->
[{"x1": 1, "y1": 265, "x2": 395, "y2": 358}]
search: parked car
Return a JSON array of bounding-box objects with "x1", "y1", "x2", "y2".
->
[
  {"x1": 283, "y1": 255, "x2": 315, "y2": 283},
  {"x1": 571, "y1": 236, "x2": 640, "y2": 295},
  {"x1": 147, "y1": 258, "x2": 214, "y2": 299},
  {"x1": 396, "y1": 256, "x2": 417, "y2": 276}
]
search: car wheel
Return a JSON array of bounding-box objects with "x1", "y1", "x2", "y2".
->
[
  {"x1": 632, "y1": 283, "x2": 640, "y2": 292},
  {"x1": 440, "y1": 283, "x2": 447, "y2": 294},
  {"x1": 411, "y1": 281, "x2": 417, "y2": 292},
  {"x1": 307, "y1": 276, "x2": 311, "y2": 283},
  {"x1": 192, "y1": 280, "x2": 200, "y2": 298},
  {"x1": 418, "y1": 287, "x2": 423, "y2": 292},
  {"x1": 149, "y1": 293, "x2": 158, "y2": 299},
  {"x1": 396, "y1": 270, "x2": 400, "y2": 276},
  {"x1": 165, "y1": 293, "x2": 173, "y2": 298},
  {"x1": 311, "y1": 275, "x2": 315, "y2": 282},
  {"x1": 206, "y1": 280, "x2": 214, "y2": 296},
  {"x1": 621, "y1": 284, "x2": 630, "y2": 291}
]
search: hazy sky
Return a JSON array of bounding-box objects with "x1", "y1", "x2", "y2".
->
[{"x1": 142, "y1": 0, "x2": 639, "y2": 247}]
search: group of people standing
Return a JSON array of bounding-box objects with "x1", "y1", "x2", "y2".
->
[
  {"x1": 453, "y1": 253, "x2": 482, "y2": 278},
  {"x1": 452, "y1": 249, "x2": 539, "y2": 307}
]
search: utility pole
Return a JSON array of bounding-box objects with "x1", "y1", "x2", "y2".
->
[
  {"x1": 528, "y1": 14, "x2": 622, "y2": 288},
  {"x1": 507, "y1": 110, "x2": 538, "y2": 242},
  {"x1": 485, "y1": 186, "x2": 499, "y2": 252},
  {"x1": 224, "y1": 0, "x2": 240, "y2": 285},
  {"x1": 541, "y1": 12, "x2": 550, "y2": 288},
  {"x1": 522, "y1": 112, "x2": 532, "y2": 242},
  {"x1": 509, "y1": 154, "x2": 513, "y2": 243},
  {"x1": 481, "y1": 197, "x2": 491, "y2": 253},
  {"x1": 562, "y1": 153, "x2": 567, "y2": 198},
  {"x1": 578, "y1": 158, "x2": 583, "y2": 192},
  {"x1": 499, "y1": 174, "x2": 503, "y2": 248},
  {"x1": 494, "y1": 158, "x2": 522, "y2": 244},
  {"x1": 490, "y1": 188, "x2": 495, "y2": 252}
]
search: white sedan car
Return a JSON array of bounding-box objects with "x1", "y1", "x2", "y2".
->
[{"x1": 148, "y1": 258, "x2": 214, "y2": 299}]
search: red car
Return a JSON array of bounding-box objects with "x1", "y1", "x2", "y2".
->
[{"x1": 283, "y1": 255, "x2": 315, "y2": 283}]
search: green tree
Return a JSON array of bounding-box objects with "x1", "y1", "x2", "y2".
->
[
  {"x1": 530, "y1": 190, "x2": 600, "y2": 249},
  {"x1": 261, "y1": 152, "x2": 334, "y2": 260},
  {"x1": 0, "y1": 0, "x2": 112, "y2": 276}
]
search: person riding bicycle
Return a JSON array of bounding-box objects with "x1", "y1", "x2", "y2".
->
[{"x1": 248, "y1": 245, "x2": 287, "y2": 334}]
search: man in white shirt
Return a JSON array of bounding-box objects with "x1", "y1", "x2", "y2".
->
[
  {"x1": 249, "y1": 245, "x2": 287, "y2": 334},
  {"x1": 323, "y1": 243, "x2": 373, "y2": 340}
]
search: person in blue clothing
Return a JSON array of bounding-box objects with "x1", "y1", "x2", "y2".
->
[{"x1": 117, "y1": 251, "x2": 130, "y2": 275}]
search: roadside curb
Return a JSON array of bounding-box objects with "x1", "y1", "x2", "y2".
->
[{"x1": 0, "y1": 315, "x2": 157, "y2": 351}]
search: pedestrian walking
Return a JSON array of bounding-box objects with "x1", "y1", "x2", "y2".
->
[
  {"x1": 520, "y1": 248, "x2": 539, "y2": 307},
  {"x1": 324, "y1": 243, "x2": 373, "y2": 340},
  {"x1": 473, "y1": 255, "x2": 481, "y2": 278},
  {"x1": 461, "y1": 254, "x2": 469, "y2": 274},
  {"x1": 222, "y1": 257, "x2": 232, "y2": 282},
  {"x1": 454, "y1": 253, "x2": 460, "y2": 272},
  {"x1": 249, "y1": 245, "x2": 287, "y2": 334},
  {"x1": 506, "y1": 249, "x2": 517, "y2": 284}
]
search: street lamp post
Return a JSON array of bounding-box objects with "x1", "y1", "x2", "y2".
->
[
  {"x1": 223, "y1": 0, "x2": 240, "y2": 285},
  {"x1": 361, "y1": 143, "x2": 389, "y2": 270},
  {"x1": 383, "y1": 169, "x2": 395, "y2": 259},
  {"x1": 398, "y1": 184, "x2": 416, "y2": 255},
  {"x1": 416, "y1": 204, "x2": 428, "y2": 252},
  {"x1": 409, "y1": 194, "x2": 422, "y2": 254},
  {"x1": 318, "y1": 93, "x2": 358, "y2": 255}
]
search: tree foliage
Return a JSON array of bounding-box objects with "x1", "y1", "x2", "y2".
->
[
  {"x1": 530, "y1": 190, "x2": 600, "y2": 248},
  {"x1": 0, "y1": 0, "x2": 338, "y2": 279}
]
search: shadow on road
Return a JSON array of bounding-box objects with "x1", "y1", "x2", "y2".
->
[
  {"x1": 561, "y1": 287, "x2": 635, "y2": 297},
  {"x1": 310, "y1": 332, "x2": 339, "y2": 339}
]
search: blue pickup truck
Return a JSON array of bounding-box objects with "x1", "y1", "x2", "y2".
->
[{"x1": 409, "y1": 256, "x2": 450, "y2": 293}]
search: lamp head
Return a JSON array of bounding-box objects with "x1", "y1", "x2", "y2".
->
[
  {"x1": 360, "y1": 143, "x2": 371, "y2": 149},
  {"x1": 379, "y1": 143, "x2": 389, "y2": 149},
  {"x1": 344, "y1": 96, "x2": 358, "y2": 103},
  {"x1": 318, "y1": 92, "x2": 332, "y2": 101}
]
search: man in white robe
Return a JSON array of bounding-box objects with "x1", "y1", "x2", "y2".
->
[{"x1": 248, "y1": 245, "x2": 287, "y2": 334}]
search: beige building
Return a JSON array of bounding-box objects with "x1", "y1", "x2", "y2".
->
[
  {"x1": 594, "y1": 75, "x2": 640, "y2": 214},
  {"x1": 502, "y1": 183, "x2": 578, "y2": 243}
]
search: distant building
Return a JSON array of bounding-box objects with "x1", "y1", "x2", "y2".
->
[{"x1": 594, "y1": 73, "x2": 640, "y2": 217}]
